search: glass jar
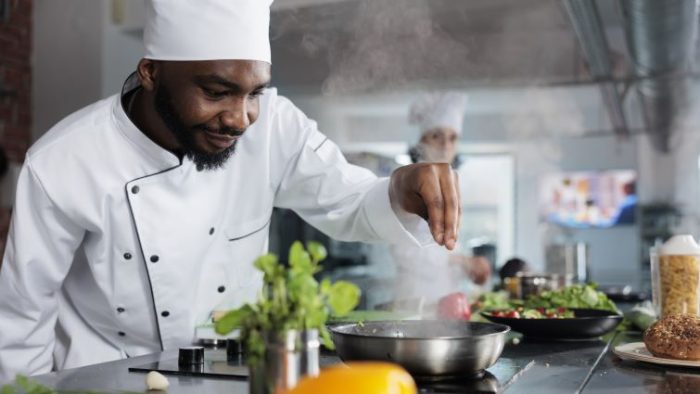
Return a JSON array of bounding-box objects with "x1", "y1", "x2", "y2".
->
[{"x1": 651, "y1": 247, "x2": 700, "y2": 317}]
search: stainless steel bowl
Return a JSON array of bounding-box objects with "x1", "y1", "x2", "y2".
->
[{"x1": 329, "y1": 320, "x2": 510, "y2": 379}]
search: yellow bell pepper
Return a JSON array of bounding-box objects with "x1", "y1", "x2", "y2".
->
[{"x1": 288, "y1": 362, "x2": 417, "y2": 394}]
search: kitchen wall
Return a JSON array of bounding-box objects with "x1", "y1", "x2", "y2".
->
[
  {"x1": 33, "y1": 0, "x2": 141, "y2": 141},
  {"x1": 514, "y1": 135, "x2": 640, "y2": 288},
  {"x1": 0, "y1": 0, "x2": 32, "y2": 163},
  {"x1": 32, "y1": 0, "x2": 102, "y2": 140}
]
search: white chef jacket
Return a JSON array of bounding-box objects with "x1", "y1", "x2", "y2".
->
[
  {"x1": 390, "y1": 160, "x2": 470, "y2": 306},
  {"x1": 0, "y1": 73, "x2": 426, "y2": 382},
  {"x1": 391, "y1": 243, "x2": 462, "y2": 305}
]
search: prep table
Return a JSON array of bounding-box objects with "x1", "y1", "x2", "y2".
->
[{"x1": 27, "y1": 330, "x2": 695, "y2": 394}]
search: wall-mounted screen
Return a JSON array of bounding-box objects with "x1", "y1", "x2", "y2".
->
[{"x1": 539, "y1": 170, "x2": 637, "y2": 228}]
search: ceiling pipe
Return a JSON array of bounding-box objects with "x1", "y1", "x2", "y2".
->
[
  {"x1": 562, "y1": 0, "x2": 630, "y2": 137},
  {"x1": 620, "y1": 0, "x2": 699, "y2": 153}
]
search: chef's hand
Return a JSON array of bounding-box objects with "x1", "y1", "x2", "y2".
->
[
  {"x1": 389, "y1": 163, "x2": 460, "y2": 250},
  {"x1": 468, "y1": 256, "x2": 492, "y2": 285},
  {"x1": 450, "y1": 255, "x2": 492, "y2": 285}
]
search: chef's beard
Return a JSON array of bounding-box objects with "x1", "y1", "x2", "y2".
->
[{"x1": 154, "y1": 86, "x2": 238, "y2": 171}]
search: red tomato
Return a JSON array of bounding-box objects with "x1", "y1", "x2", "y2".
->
[
  {"x1": 437, "y1": 292, "x2": 471, "y2": 320},
  {"x1": 505, "y1": 310, "x2": 520, "y2": 318}
]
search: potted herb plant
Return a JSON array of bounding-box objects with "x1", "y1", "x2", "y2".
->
[{"x1": 214, "y1": 241, "x2": 360, "y2": 394}]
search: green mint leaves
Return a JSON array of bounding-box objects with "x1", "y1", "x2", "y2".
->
[{"x1": 214, "y1": 241, "x2": 360, "y2": 364}]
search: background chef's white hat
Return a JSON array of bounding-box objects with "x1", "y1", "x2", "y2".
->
[
  {"x1": 144, "y1": 0, "x2": 273, "y2": 63},
  {"x1": 409, "y1": 92, "x2": 468, "y2": 136}
]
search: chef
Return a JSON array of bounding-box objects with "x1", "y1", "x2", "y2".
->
[
  {"x1": 392, "y1": 92, "x2": 491, "y2": 307},
  {"x1": 0, "y1": 0, "x2": 461, "y2": 382}
]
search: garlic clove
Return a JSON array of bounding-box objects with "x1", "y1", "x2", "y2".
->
[{"x1": 146, "y1": 371, "x2": 170, "y2": 391}]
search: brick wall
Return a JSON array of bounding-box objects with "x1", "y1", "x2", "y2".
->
[
  {"x1": 0, "y1": 0, "x2": 32, "y2": 163},
  {"x1": 0, "y1": 0, "x2": 31, "y2": 260}
]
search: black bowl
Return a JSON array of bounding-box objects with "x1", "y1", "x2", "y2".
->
[{"x1": 481, "y1": 308, "x2": 623, "y2": 340}]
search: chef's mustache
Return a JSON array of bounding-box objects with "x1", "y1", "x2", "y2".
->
[{"x1": 193, "y1": 125, "x2": 245, "y2": 137}]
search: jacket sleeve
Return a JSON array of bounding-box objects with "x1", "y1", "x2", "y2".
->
[
  {"x1": 271, "y1": 97, "x2": 433, "y2": 246},
  {"x1": 0, "y1": 160, "x2": 83, "y2": 382}
]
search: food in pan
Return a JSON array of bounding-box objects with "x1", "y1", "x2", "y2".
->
[
  {"x1": 487, "y1": 307, "x2": 574, "y2": 319},
  {"x1": 644, "y1": 314, "x2": 700, "y2": 360},
  {"x1": 658, "y1": 255, "x2": 700, "y2": 316}
]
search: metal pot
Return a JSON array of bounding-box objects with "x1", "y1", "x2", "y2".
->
[
  {"x1": 330, "y1": 320, "x2": 510, "y2": 379},
  {"x1": 517, "y1": 273, "x2": 563, "y2": 299},
  {"x1": 545, "y1": 242, "x2": 589, "y2": 283},
  {"x1": 248, "y1": 329, "x2": 320, "y2": 394}
]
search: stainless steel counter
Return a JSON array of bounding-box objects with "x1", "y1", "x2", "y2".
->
[
  {"x1": 30, "y1": 331, "x2": 699, "y2": 393},
  {"x1": 585, "y1": 331, "x2": 700, "y2": 394}
]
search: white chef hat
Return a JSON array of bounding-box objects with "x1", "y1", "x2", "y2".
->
[
  {"x1": 409, "y1": 92, "x2": 468, "y2": 136},
  {"x1": 144, "y1": 0, "x2": 274, "y2": 63}
]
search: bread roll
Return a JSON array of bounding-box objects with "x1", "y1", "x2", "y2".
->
[{"x1": 644, "y1": 315, "x2": 700, "y2": 360}]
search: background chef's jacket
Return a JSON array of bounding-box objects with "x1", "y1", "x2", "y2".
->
[{"x1": 0, "y1": 74, "x2": 431, "y2": 382}]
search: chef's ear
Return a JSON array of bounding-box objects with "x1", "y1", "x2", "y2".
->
[{"x1": 136, "y1": 58, "x2": 160, "y2": 92}]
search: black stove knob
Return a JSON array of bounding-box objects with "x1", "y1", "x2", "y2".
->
[{"x1": 178, "y1": 346, "x2": 204, "y2": 366}]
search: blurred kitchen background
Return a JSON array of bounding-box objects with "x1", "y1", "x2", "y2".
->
[{"x1": 3, "y1": 0, "x2": 700, "y2": 307}]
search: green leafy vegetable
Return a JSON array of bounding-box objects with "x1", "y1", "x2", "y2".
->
[
  {"x1": 214, "y1": 241, "x2": 361, "y2": 365},
  {"x1": 473, "y1": 291, "x2": 511, "y2": 311},
  {"x1": 524, "y1": 284, "x2": 618, "y2": 312},
  {"x1": 623, "y1": 301, "x2": 657, "y2": 331},
  {"x1": 327, "y1": 281, "x2": 362, "y2": 316}
]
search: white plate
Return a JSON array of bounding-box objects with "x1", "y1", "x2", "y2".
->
[{"x1": 614, "y1": 342, "x2": 700, "y2": 368}]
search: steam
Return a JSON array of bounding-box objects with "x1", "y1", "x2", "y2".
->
[
  {"x1": 272, "y1": 0, "x2": 593, "y2": 286},
  {"x1": 502, "y1": 87, "x2": 591, "y2": 163},
  {"x1": 321, "y1": 0, "x2": 470, "y2": 94},
  {"x1": 270, "y1": 0, "x2": 472, "y2": 94},
  {"x1": 268, "y1": 0, "x2": 700, "y2": 288}
]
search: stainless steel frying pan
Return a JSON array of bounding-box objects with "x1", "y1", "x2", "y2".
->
[{"x1": 330, "y1": 320, "x2": 510, "y2": 379}]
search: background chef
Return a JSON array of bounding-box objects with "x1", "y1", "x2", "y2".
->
[
  {"x1": 392, "y1": 92, "x2": 492, "y2": 307},
  {"x1": 0, "y1": 0, "x2": 462, "y2": 382}
]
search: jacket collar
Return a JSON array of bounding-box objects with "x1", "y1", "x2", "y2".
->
[{"x1": 112, "y1": 72, "x2": 183, "y2": 168}]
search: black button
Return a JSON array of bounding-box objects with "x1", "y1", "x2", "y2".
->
[
  {"x1": 217, "y1": 286, "x2": 226, "y2": 293},
  {"x1": 118, "y1": 331, "x2": 126, "y2": 337},
  {"x1": 117, "y1": 307, "x2": 125, "y2": 313},
  {"x1": 131, "y1": 185, "x2": 140, "y2": 194},
  {"x1": 161, "y1": 311, "x2": 170, "y2": 317},
  {"x1": 209, "y1": 227, "x2": 215, "y2": 235},
  {"x1": 123, "y1": 252, "x2": 132, "y2": 260},
  {"x1": 150, "y1": 255, "x2": 159, "y2": 263}
]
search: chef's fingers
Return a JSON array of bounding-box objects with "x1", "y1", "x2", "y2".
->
[
  {"x1": 440, "y1": 166, "x2": 460, "y2": 250},
  {"x1": 454, "y1": 170, "x2": 462, "y2": 239},
  {"x1": 420, "y1": 165, "x2": 446, "y2": 245}
]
